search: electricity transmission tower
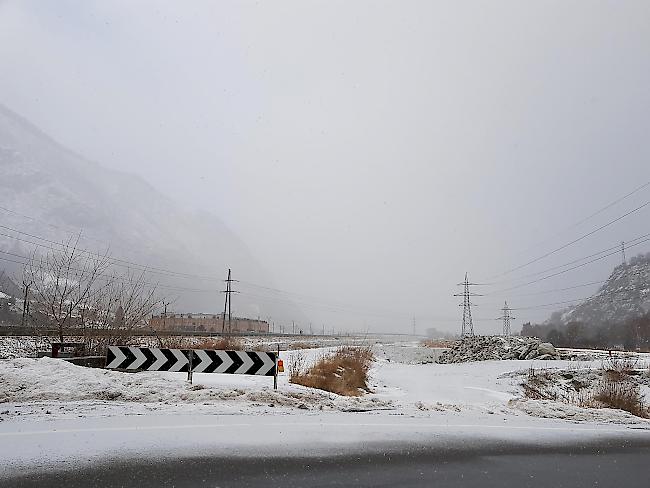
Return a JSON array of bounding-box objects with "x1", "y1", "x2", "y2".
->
[
  {"x1": 621, "y1": 241, "x2": 627, "y2": 265},
  {"x1": 454, "y1": 273, "x2": 482, "y2": 337},
  {"x1": 221, "y1": 269, "x2": 238, "y2": 333},
  {"x1": 497, "y1": 301, "x2": 516, "y2": 336}
]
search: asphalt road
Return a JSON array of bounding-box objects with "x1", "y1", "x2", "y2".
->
[{"x1": 6, "y1": 441, "x2": 650, "y2": 488}]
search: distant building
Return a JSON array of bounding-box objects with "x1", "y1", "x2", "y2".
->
[{"x1": 149, "y1": 313, "x2": 269, "y2": 333}]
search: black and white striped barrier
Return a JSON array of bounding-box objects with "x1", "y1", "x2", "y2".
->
[{"x1": 106, "y1": 346, "x2": 278, "y2": 385}]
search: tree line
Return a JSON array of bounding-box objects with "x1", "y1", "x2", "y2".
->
[{"x1": 521, "y1": 315, "x2": 650, "y2": 352}]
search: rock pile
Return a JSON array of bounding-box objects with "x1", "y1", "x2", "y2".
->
[{"x1": 436, "y1": 336, "x2": 560, "y2": 363}]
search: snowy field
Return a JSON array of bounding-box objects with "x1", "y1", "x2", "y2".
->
[
  {"x1": 1, "y1": 340, "x2": 649, "y2": 477},
  {"x1": 1, "y1": 341, "x2": 649, "y2": 423}
]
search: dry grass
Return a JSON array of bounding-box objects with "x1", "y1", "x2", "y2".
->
[
  {"x1": 523, "y1": 362, "x2": 649, "y2": 418},
  {"x1": 193, "y1": 337, "x2": 244, "y2": 350},
  {"x1": 522, "y1": 367, "x2": 558, "y2": 401},
  {"x1": 158, "y1": 336, "x2": 244, "y2": 350},
  {"x1": 602, "y1": 356, "x2": 638, "y2": 376},
  {"x1": 290, "y1": 346, "x2": 374, "y2": 396},
  {"x1": 591, "y1": 378, "x2": 649, "y2": 418}
]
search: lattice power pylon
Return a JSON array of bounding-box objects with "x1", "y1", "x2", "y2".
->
[
  {"x1": 497, "y1": 301, "x2": 516, "y2": 336},
  {"x1": 454, "y1": 273, "x2": 482, "y2": 337}
]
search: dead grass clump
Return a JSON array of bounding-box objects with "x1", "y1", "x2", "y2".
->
[
  {"x1": 591, "y1": 378, "x2": 649, "y2": 418},
  {"x1": 290, "y1": 346, "x2": 374, "y2": 396}
]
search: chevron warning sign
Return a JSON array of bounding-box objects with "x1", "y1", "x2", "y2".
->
[{"x1": 105, "y1": 346, "x2": 277, "y2": 376}]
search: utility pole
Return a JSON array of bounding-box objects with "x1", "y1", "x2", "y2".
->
[
  {"x1": 412, "y1": 317, "x2": 416, "y2": 336},
  {"x1": 21, "y1": 281, "x2": 31, "y2": 328},
  {"x1": 621, "y1": 241, "x2": 627, "y2": 265},
  {"x1": 496, "y1": 301, "x2": 516, "y2": 336},
  {"x1": 221, "y1": 269, "x2": 238, "y2": 333},
  {"x1": 453, "y1": 272, "x2": 482, "y2": 337},
  {"x1": 161, "y1": 300, "x2": 171, "y2": 329}
]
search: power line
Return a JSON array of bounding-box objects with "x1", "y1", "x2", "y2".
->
[
  {"x1": 490, "y1": 236, "x2": 650, "y2": 295},
  {"x1": 510, "y1": 297, "x2": 590, "y2": 311},
  {"x1": 0, "y1": 251, "x2": 218, "y2": 294},
  {"x1": 492, "y1": 199, "x2": 650, "y2": 278},
  {"x1": 507, "y1": 236, "x2": 643, "y2": 282},
  {"x1": 567, "y1": 180, "x2": 650, "y2": 230},
  {"x1": 0, "y1": 222, "x2": 225, "y2": 282},
  {"x1": 0, "y1": 248, "x2": 458, "y2": 323},
  {"x1": 507, "y1": 280, "x2": 605, "y2": 298},
  {"x1": 515, "y1": 181, "x2": 650, "y2": 259},
  {"x1": 482, "y1": 231, "x2": 650, "y2": 289},
  {"x1": 487, "y1": 180, "x2": 650, "y2": 274},
  {"x1": 0, "y1": 204, "x2": 158, "y2": 254}
]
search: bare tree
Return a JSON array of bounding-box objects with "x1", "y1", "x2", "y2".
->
[
  {"x1": 82, "y1": 269, "x2": 160, "y2": 355},
  {"x1": 23, "y1": 237, "x2": 110, "y2": 343},
  {"x1": 22, "y1": 237, "x2": 163, "y2": 354}
]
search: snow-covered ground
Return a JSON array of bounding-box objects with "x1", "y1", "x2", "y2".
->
[
  {"x1": 2, "y1": 341, "x2": 648, "y2": 423},
  {"x1": 1, "y1": 341, "x2": 649, "y2": 477}
]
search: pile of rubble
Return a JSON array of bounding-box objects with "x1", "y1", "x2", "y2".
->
[{"x1": 436, "y1": 335, "x2": 560, "y2": 363}]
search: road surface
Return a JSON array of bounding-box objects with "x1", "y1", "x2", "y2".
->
[
  {"x1": 2, "y1": 414, "x2": 649, "y2": 487},
  {"x1": 5, "y1": 441, "x2": 650, "y2": 487}
]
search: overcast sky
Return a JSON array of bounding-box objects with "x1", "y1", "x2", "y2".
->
[{"x1": 1, "y1": 0, "x2": 649, "y2": 334}]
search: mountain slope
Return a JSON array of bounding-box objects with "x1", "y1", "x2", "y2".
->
[
  {"x1": 552, "y1": 253, "x2": 650, "y2": 326},
  {"x1": 0, "y1": 104, "x2": 301, "y2": 321}
]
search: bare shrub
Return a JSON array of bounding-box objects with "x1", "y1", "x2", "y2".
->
[
  {"x1": 290, "y1": 346, "x2": 374, "y2": 396},
  {"x1": 287, "y1": 351, "x2": 307, "y2": 382},
  {"x1": 602, "y1": 356, "x2": 638, "y2": 376},
  {"x1": 522, "y1": 367, "x2": 557, "y2": 401}
]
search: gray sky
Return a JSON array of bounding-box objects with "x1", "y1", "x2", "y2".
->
[{"x1": 1, "y1": 0, "x2": 650, "y2": 334}]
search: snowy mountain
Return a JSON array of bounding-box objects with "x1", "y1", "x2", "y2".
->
[
  {"x1": 0, "y1": 104, "x2": 301, "y2": 321},
  {"x1": 551, "y1": 253, "x2": 650, "y2": 326}
]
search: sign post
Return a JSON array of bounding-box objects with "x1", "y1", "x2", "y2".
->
[
  {"x1": 187, "y1": 349, "x2": 194, "y2": 384},
  {"x1": 274, "y1": 344, "x2": 279, "y2": 390}
]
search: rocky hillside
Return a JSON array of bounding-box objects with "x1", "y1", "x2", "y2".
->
[
  {"x1": 553, "y1": 253, "x2": 650, "y2": 326},
  {"x1": 0, "y1": 104, "x2": 303, "y2": 321}
]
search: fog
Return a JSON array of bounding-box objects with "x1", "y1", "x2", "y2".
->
[{"x1": 1, "y1": 0, "x2": 649, "y2": 335}]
